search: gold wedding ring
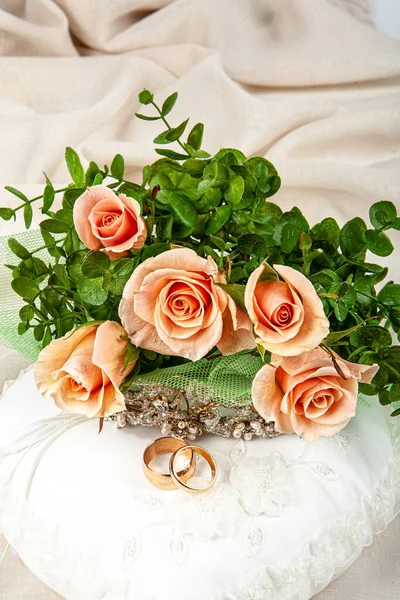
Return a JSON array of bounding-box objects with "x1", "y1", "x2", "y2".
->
[
  {"x1": 169, "y1": 444, "x2": 217, "y2": 494},
  {"x1": 143, "y1": 437, "x2": 195, "y2": 490}
]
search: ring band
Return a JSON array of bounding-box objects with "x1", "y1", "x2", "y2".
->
[
  {"x1": 169, "y1": 445, "x2": 217, "y2": 494},
  {"x1": 143, "y1": 437, "x2": 195, "y2": 490}
]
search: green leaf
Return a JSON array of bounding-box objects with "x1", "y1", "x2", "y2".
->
[
  {"x1": 216, "y1": 283, "x2": 246, "y2": 310},
  {"x1": 299, "y1": 231, "x2": 312, "y2": 254},
  {"x1": 389, "y1": 383, "x2": 400, "y2": 403},
  {"x1": 280, "y1": 223, "x2": 300, "y2": 253},
  {"x1": 391, "y1": 217, "x2": 400, "y2": 230},
  {"x1": 160, "y1": 215, "x2": 173, "y2": 240},
  {"x1": 66, "y1": 250, "x2": 86, "y2": 282},
  {"x1": 238, "y1": 234, "x2": 267, "y2": 258},
  {"x1": 369, "y1": 201, "x2": 397, "y2": 228},
  {"x1": 141, "y1": 243, "x2": 171, "y2": 261},
  {"x1": 273, "y1": 209, "x2": 309, "y2": 247},
  {"x1": 42, "y1": 183, "x2": 55, "y2": 213},
  {"x1": 55, "y1": 208, "x2": 73, "y2": 225},
  {"x1": 24, "y1": 203, "x2": 33, "y2": 229},
  {"x1": 183, "y1": 158, "x2": 205, "y2": 176},
  {"x1": 334, "y1": 301, "x2": 348, "y2": 322},
  {"x1": 5, "y1": 186, "x2": 29, "y2": 203},
  {"x1": 65, "y1": 147, "x2": 85, "y2": 187},
  {"x1": 143, "y1": 349, "x2": 157, "y2": 361},
  {"x1": 135, "y1": 113, "x2": 160, "y2": 121},
  {"x1": 391, "y1": 407, "x2": 400, "y2": 417},
  {"x1": 339, "y1": 217, "x2": 367, "y2": 258},
  {"x1": 141, "y1": 165, "x2": 152, "y2": 187},
  {"x1": 40, "y1": 218, "x2": 70, "y2": 233},
  {"x1": 11, "y1": 277, "x2": 39, "y2": 300},
  {"x1": 8, "y1": 238, "x2": 31, "y2": 259},
  {"x1": 42, "y1": 327, "x2": 52, "y2": 348},
  {"x1": 81, "y1": 251, "x2": 111, "y2": 279},
  {"x1": 161, "y1": 92, "x2": 178, "y2": 117},
  {"x1": 19, "y1": 305, "x2": 34, "y2": 322},
  {"x1": 64, "y1": 229, "x2": 81, "y2": 254},
  {"x1": 378, "y1": 388, "x2": 391, "y2": 405},
  {"x1": 41, "y1": 230, "x2": 60, "y2": 259},
  {"x1": 196, "y1": 188, "x2": 222, "y2": 213},
  {"x1": 205, "y1": 205, "x2": 231, "y2": 235},
  {"x1": 155, "y1": 149, "x2": 188, "y2": 160},
  {"x1": 153, "y1": 130, "x2": 171, "y2": 145},
  {"x1": 187, "y1": 123, "x2": 204, "y2": 151},
  {"x1": 77, "y1": 276, "x2": 108, "y2": 306},
  {"x1": 92, "y1": 173, "x2": 103, "y2": 186},
  {"x1": 138, "y1": 90, "x2": 153, "y2": 105},
  {"x1": 62, "y1": 187, "x2": 84, "y2": 209},
  {"x1": 110, "y1": 154, "x2": 125, "y2": 180},
  {"x1": 349, "y1": 325, "x2": 392, "y2": 350},
  {"x1": 377, "y1": 283, "x2": 400, "y2": 307},
  {"x1": 106, "y1": 257, "x2": 138, "y2": 295},
  {"x1": 53, "y1": 264, "x2": 71, "y2": 290},
  {"x1": 311, "y1": 217, "x2": 341, "y2": 249},
  {"x1": 85, "y1": 161, "x2": 100, "y2": 186},
  {"x1": 34, "y1": 323, "x2": 45, "y2": 342},
  {"x1": 215, "y1": 148, "x2": 247, "y2": 165},
  {"x1": 323, "y1": 321, "x2": 367, "y2": 346},
  {"x1": 364, "y1": 229, "x2": 394, "y2": 257},
  {"x1": 245, "y1": 157, "x2": 281, "y2": 198},
  {"x1": 0, "y1": 207, "x2": 15, "y2": 221},
  {"x1": 121, "y1": 342, "x2": 140, "y2": 371},
  {"x1": 195, "y1": 150, "x2": 211, "y2": 158},
  {"x1": 18, "y1": 322, "x2": 29, "y2": 335},
  {"x1": 169, "y1": 194, "x2": 197, "y2": 229},
  {"x1": 166, "y1": 119, "x2": 189, "y2": 142},
  {"x1": 226, "y1": 175, "x2": 245, "y2": 209}
]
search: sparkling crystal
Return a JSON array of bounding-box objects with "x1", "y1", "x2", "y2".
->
[
  {"x1": 178, "y1": 421, "x2": 186, "y2": 430},
  {"x1": 114, "y1": 413, "x2": 126, "y2": 428},
  {"x1": 187, "y1": 433, "x2": 196, "y2": 441},
  {"x1": 234, "y1": 422, "x2": 245, "y2": 432},
  {"x1": 125, "y1": 412, "x2": 137, "y2": 425},
  {"x1": 232, "y1": 429, "x2": 242, "y2": 439},
  {"x1": 188, "y1": 426, "x2": 198, "y2": 435},
  {"x1": 250, "y1": 420, "x2": 261, "y2": 431},
  {"x1": 161, "y1": 422, "x2": 173, "y2": 435},
  {"x1": 243, "y1": 432, "x2": 253, "y2": 441}
]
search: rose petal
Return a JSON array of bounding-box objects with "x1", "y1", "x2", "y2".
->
[
  {"x1": 252, "y1": 364, "x2": 294, "y2": 434},
  {"x1": 73, "y1": 185, "x2": 119, "y2": 251},
  {"x1": 34, "y1": 325, "x2": 98, "y2": 397}
]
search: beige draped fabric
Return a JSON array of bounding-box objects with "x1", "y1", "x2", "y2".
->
[{"x1": 0, "y1": 0, "x2": 399, "y2": 598}]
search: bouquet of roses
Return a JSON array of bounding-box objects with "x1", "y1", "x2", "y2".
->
[{"x1": 1, "y1": 90, "x2": 400, "y2": 442}]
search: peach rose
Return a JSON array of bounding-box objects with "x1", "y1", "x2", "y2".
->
[
  {"x1": 252, "y1": 348, "x2": 379, "y2": 441},
  {"x1": 34, "y1": 321, "x2": 135, "y2": 418},
  {"x1": 245, "y1": 263, "x2": 329, "y2": 356},
  {"x1": 73, "y1": 185, "x2": 146, "y2": 258},
  {"x1": 119, "y1": 248, "x2": 255, "y2": 361}
]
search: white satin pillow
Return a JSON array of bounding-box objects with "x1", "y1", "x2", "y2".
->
[{"x1": 0, "y1": 368, "x2": 399, "y2": 600}]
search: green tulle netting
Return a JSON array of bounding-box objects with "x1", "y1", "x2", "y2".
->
[
  {"x1": 131, "y1": 352, "x2": 263, "y2": 407},
  {"x1": 0, "y1": 229, "x2": 44, "y2": 361},
  {"x1": 0, "y1": 230, "x2": 261, "y2": 407}
]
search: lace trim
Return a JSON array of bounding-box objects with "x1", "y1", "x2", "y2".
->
[{"x1": 219, "y1": 418, "x2": 400, "y2": 600}]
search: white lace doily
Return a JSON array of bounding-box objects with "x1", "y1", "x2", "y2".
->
[{"x1": 0, "y1": 368, "x2": 399, "y2": 600}]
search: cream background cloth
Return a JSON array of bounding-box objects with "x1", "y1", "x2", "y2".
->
[{"x1": 0, "y1": 0, "x2": 399, "y2": 598}]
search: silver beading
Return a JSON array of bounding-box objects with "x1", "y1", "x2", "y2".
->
[{"x1": 109, "y1": 385, "x2": 280, "y2": 440}]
